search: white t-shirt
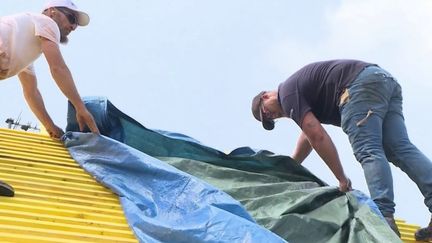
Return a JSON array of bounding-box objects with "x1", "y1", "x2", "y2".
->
[{"x1": 0, "y1": 13, "x2": 60, "y2": 80}]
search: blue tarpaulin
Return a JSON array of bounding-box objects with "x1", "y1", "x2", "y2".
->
[
  {"x1": 64, "y1": 132, "x2": 285, "y2": 243},
  {"x1": 64, "y1": 97, "x2": 401, "y2": 243}
]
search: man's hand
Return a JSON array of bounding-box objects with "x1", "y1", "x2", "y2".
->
[
  {"x1": 338, "y1": 177, "x2": 352, "y2": 192},
  {"x1": 45, "y1": 124, "x2": 65, "y2": 139},
  {"x1": 76, "y1": 108, "x2": 100, "y2": 134}
]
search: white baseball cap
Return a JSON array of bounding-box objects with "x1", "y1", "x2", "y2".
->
[{"x1": 43, "y1": 0, "x2": 90, "y2": 26}]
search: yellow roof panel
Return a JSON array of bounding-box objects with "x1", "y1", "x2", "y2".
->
[
  {"x1": 396, "y1": 219, "x2": 424, "y2": 243},
  {"x1": 0, "y1": 128, "x2": 137, "y2": 243},
  {"x1": 0, "y1": 128, "x2": 427, "y2": 242}
]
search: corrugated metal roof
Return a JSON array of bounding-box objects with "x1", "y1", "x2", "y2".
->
[
  {"x1": 397, "y1": 219, "x2": 423, "y2": 243},
  {"x1": 0, "y1": 127, "x2": 426, "y2": 242},
  {"x1": 0, "y1": 128, "x2": 137, "y2": 242}
]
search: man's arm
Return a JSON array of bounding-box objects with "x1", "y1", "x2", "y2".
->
[
  {"x1": 40, "y1": 37, "x2": 99, "y2": 134},
  {"x1": 18, "y1": 71, "x2": 64, "y2": 138},
  {"x1": 300, "y1": 111, "x2": 351, "y2": 192},
  {"x1": 292, "y1": 132, "x2": 312, "y2": 163}
]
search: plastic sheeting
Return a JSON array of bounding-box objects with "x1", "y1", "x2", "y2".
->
[
  {"x1": 64, "y1": 132, "x2": 285, "y2": 243},
  {"x1": 64, "y1": 97, "x2": 402, "y2": 243}
]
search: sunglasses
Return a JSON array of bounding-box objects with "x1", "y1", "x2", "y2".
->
[{"x1": 56, "y1": 7, "x2": 78, "y2": 25}]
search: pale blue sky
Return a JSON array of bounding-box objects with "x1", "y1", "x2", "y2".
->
[{"x1": 2, "y1": 0, "x2": 432, "y2": 225}]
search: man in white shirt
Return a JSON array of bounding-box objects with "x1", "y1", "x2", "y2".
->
[{"x1": 0, "y1": 0, "x2": 100, "y2": 196}]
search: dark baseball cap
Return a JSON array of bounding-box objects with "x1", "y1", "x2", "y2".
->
[{"x1": 251, "y1": 91, "x2": 275, "y2": 130}]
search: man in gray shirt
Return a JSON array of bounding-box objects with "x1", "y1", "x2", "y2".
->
[{"x1": 252, "y1": 59, "x2": 432, "y2": 240}]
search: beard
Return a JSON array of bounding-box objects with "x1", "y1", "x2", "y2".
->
[
  {"x1": 59, "y1": 28, "x2": 70, "y2": 44},
  {"x1": 60, "y1": 34, "x2": 69, "y2": 44}
]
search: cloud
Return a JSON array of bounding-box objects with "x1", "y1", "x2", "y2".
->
[
  {"x1": 268, "y1": 0, "x2": 432, "y2": 87},
  {"x1": 328, "y1": 1, "x2": 432, "y2": 57},
  {"x1": 330, "y1": 0, "x2": 432, "y2": 90}
]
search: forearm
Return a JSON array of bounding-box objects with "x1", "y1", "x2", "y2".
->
[
  {"x1": 50, "y1": 66, "x2": 85, "y2": 111},
  {"x1": 23, "y1": 90, "x2": 55, "y2": 127},
  {"x1": 40, "y1": 38, "x2": 85, "y2": 111},
  {"x1": 39, "y1": 37, "x2": 98, "y2": 135},
  {"x1": 292, "y1": 132, "x2": 312, "y2": 163},
  {"x1": 309, "y1": 132, "x2": 347, "y2": 181},
  {"x1": 18, "y1": 73, "x2": 55, "y2": 128},
  {"x1": 301, "y1": 112, "x2": 347, "y2": 182}
]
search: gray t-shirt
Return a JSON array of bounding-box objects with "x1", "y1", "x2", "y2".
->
[{"x1": 278, "y1": 59, "x2": 375, "y2": 127}]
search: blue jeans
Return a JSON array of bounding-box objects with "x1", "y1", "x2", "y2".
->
[{"x1": 340, "y1": 66, "x2": 432, "y2": 217}]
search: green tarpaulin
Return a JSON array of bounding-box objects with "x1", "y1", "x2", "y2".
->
[{"x1": 66, "y1": 97, "x2": 401, "y2": 243}]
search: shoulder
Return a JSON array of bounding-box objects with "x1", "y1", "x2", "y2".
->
[
  {"x1": 277, "y1": 76, "x2": 297, "y2": 108},
  {"x1": 28, "y1": 13, "x2": 58, "y2": 29},
  {"x1": 28, "y1": 13, "x2": 60, "y2": 44},
  {"x1": 278, "y1": 74, "x2": 313, "y2": 127},
  {"x1": 2, "y1": 13, "x2": 58, "y2": 31},
  {"x1": 1, "y1": 12, "x2": 53, "y2": 24}
]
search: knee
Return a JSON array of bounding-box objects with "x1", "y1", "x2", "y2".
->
[
  {"x1": 384, "y1": 139, "x2": 416, "y2": 159},
  {"x1": 353, "y1": 148, "x2": 387, "y2": 165}
]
